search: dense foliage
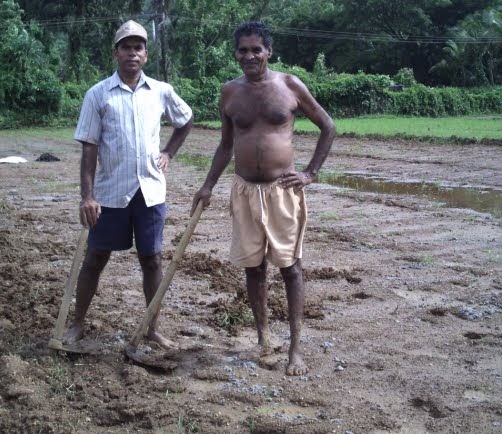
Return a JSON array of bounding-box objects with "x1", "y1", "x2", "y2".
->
[{"x1": 0, "y1": 0, "x2": 501, "y2": 127}]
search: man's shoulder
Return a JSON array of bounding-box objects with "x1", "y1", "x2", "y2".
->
[
  {"x1": 271, "y1": 70, "x2": 302, "y2": 85},
  {"x1": 271, "y1": 71, "x2": 307, "y2": 94},
  {"x1": 85, "y1": 74, "x2": 117, "y2": 95},
  {"x1": 143, "y1": 75, "x2": 174, "y2": 93},
  {"x1": 221, "y1": 76, "x2": 245, "y2": 97},
  {"x1": 223, "y1": 75, "x2": 245, "y2": 87}
]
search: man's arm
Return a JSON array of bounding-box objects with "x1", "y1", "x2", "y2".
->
[
  {"x1": 157, "y1": 115, "x2": 194, "y2": 171},
  {"x1": 190, "y1": 87, "x2": 234, "y2": 215},
  {"x1": 280, "y1": 75, "x2": 336, "y2": 189},
  {"x1": 79, "y1": 142, "x2": 101, "y2": 227}
]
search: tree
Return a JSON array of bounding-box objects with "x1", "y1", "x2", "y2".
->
[
  {"x1": 431, "y1": 6, "x2": 502, "y2": 85},
  {"x1": 270, "y1": 0, "x2": 501, "y2": 85},
  {"x1": 0, "y1": 0, "x2": 61, "y2": 113},
  {"x1": 18, "y1": 0, "x2": 144, "y2": 82},
  {"x1": 165, "y1": 0, "x2": 256, "y2": 80}
]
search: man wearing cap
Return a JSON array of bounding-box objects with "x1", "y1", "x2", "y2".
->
[{"x1": 63, "y1": 20, "x2": 193, "y2": 349}]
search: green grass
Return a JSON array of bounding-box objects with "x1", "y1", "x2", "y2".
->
[
  {"x1": 0, "y1": 127, "x2": 75, "y2": 140},
  {"x1": 2, "y1": 115, "x2": 500, "y2": 143},
  {"x1": 320, "y1": 211, "x2": 340, "y2": 221},
  {"x1": 35, "y1": 181, "x2": 80, "y2": 194},
  {"x1": 199, "y1": 115, "x2": 502, "y2": 141}
]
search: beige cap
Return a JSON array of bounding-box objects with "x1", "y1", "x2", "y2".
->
[{"x1": 114, "y1": 20, "x2": 148, "y2": 45}]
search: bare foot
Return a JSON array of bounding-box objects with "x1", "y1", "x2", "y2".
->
[
  {"x1": 146, "y1": 330, "x2": 178, "y2": 350},
  {"x1": 242, "y1": 342, "x2": 276, "y2": 360},
  {"x1": 260, "y1": 336, "x2": 284, "y2": 357},
  {"x1": 62, "y1": 323, "x2": 84, "y2": 344},
  {"x1": 286, "y1": 352, "x2": 309, "y2": 376},
  {"x1": 258, "y1": 332, "x2": 284, "y2": 355},
  {"x1": 258, "y1": 343, "x2": 274, "y2": 357}
]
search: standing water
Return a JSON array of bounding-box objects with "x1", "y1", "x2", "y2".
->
[{"x1": 317, "y1": 172, "x2": 502, "y2": 218}]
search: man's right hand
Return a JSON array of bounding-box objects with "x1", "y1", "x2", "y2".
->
[
  {"x1": 190, "y1": 187, "x2": 212, "y2": 216},
  {"x1": 79, "y1": 198, "x2": 101, "y2": 227}
]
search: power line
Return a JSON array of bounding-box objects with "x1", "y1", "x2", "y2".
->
[
  {"x1": 272, "y1": 27, "x2": 502, "y2": 44},
  {"x1": 3, "y1": 13, "x2": 502, "y2": 45}
]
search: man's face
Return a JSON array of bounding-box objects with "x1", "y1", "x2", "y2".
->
[
  {"x1": 235, "y1": 34, "x2": 271, "y2": 77},
  {"x1": 113, "y1": 36, "x2": 148, "y2": 75}
]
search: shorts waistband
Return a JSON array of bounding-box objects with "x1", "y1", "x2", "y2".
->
[{"x1": 233, "y1": 174, "x2": 282, "y2": 189}]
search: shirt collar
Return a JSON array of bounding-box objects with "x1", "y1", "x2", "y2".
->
[{"x1": 109, "y1": 71, "x2": 151, "y2": 91}]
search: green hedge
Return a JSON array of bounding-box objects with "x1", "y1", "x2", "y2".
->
[
  {"x1": 388, "y1": 84, "x2": 502, "y2": 117},
  {"x1": 315, "y1": 72, "x2": 393, "y2": 117},
  {"x1": 2, "y1": 67, "x2": 501, "y2": 128},
  {"x1": 171, "y1": 76, "x2": 221, "y2": 121}
]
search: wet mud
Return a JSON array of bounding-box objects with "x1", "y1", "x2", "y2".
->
[{"x1": 0, "y1": 127, "x2": 501, "y2": 433}]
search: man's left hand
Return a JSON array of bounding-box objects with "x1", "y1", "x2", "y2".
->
[
  {"x1": 157, "y1": 152, "x2": 170, "y2": 172},
  {"x1": 279, "y1": 170, "x2": 314, "y2": 189}
]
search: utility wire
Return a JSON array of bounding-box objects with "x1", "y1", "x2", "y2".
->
[{"x1": 3, "y1": 13, "x2": 502, "y2": 45}]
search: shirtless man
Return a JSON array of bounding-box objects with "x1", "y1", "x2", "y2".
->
[{"x1": 191, "y1": 21, "x2": 335, "y2": 375}]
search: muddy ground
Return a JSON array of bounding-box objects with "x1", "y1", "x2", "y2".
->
[{"x1": 0, "y1": 127, "x2": 501, "y2": 434}]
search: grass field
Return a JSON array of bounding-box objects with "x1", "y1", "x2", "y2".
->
[
  {"x1": 0, "y1": 128, "x2": 75, "y2": 140},
  {"x1": 199, "y1": 115, "x2": 502, "y2": 141},
  {"x1": 1, "y1": 115, "x2": 500, "y2": 142}
]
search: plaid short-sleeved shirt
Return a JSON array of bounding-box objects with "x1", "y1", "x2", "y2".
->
[{"x1": 74, "y1": 71, "x2": 192, "y2": 208}]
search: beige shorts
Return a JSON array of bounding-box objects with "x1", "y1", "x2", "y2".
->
[{"x1": 229, "y1": 175, "x2": 307, "y2": 268}]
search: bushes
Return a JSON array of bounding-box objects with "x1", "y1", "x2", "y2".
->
[
  {"x1": 271, "y1": 62, "x2": 394, "y2": 117},
  {"x1": 1, "y1": 61, "x2": 500, "y2": 128},
  {"x1": 0, "y1": 0, "x2": 64, "y2": 125},
  {"x1": 388, "y1": 84, "x2": 502, "y2": 117},
  {"x1": 59, "y1": 81, "x2": 91, "y2": 124},
  {"x1": 469, "y1": 87, "x2": 502, "y2": 113},
  {"x1": 389, "y1": 84, "x2": 444, "y2": 116},
  {"x1": 172, "y1": 76, "x2": 222, "y2": 121},
  {"x1": 49, "y1": 74, "x2": 502, "y2": 127},
  {"x1": 316, "y1": 72, "x2": 393, "y2": 117},
  {"x1": 393, "y1": 68, "x2": 416, "y2": 87},
  {"x1": 270, "y1": 62, "x2": 501, "y2": 118},
  {"x1": 22, "y1": 69, "x2": 63, "y2": 114}
]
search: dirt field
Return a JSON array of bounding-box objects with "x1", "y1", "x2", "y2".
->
[{"x1": 0, "y1": 127, "x2": 501, "y2": 434}]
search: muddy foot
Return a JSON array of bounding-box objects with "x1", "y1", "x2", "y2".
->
[
  {"x1": 248, "y1": 338, "x2": 283, "y2": 358},
  {"x1": 62, "y1": 323, "x2": 84, "y2": 344},
  {"x1": 146, "y1": 330, "x2": 178, "y2": 350},
  {"x1": 260, "y1": 335, "x2": 284, "y2": 355},
  {"x1": 260, "y1": 343, "x2": 275, "y2": 357},
  {"x1": 286, "y1": 353, "x2": 309, "y2": 376}
]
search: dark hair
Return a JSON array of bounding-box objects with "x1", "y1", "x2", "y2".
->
[{"x1": 233, "y1": 21, "x2": 272, "y2": 50}]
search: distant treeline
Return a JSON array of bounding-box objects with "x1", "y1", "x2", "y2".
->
[
  {"x1": 172, "y1": 63, "x2": 502, "y2": 121},
  {"x1": 0, "y1": 0, "x2": 501, "y2": 127},
  {"x1": 1, "y1": 60, "x2": 500, "y2": 129}
]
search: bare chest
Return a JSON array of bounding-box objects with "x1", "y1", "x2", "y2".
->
[{"x1": 225, "y1": 84, "x2": 297, "y2": 129}]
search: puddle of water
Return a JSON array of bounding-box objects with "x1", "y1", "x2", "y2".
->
[
  {"x1": 177, "y1": 155, "x2": 501, "y2": 217},
  {"x1": 177, "y1": 152, "x2": 235, "y2": 173},
  {"x1": 317, "y1": 172, "x2": 502, "y2": 217}
]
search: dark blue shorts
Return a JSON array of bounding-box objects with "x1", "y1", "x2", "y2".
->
[{"x1": 88, "y1": 189, "x2": 166, "y2": 256}]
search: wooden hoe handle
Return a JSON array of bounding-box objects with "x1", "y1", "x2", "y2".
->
[
  {"x1": 49, "y1": 227, "x2": 89, "y2": 348},
  {"x1": 127, "y1": 201, "x2": 204, "y2": 351}
]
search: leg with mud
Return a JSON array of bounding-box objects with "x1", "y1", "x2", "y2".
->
[
  {"x1": 63, "y1": 247, "x2": 111, "y2": 344},
  {"x1": 280, "y1": 259, "x2": 308, "y2": 376},
  {"x1": 245, "y1": 260, "x2": 273, "y2": 356},
  {"x1": 139, "y1": 253, "x2": 176, "y2": 349}
]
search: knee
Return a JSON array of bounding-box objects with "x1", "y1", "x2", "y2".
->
[
  {"x1": 82, "y1": 249, "x2": 110, "y2": 273},
  {"x1": 245, "y1": 261, "x2": 267, "y2": 280},
  {"x1": 138, "y1": 253, "x2": 162, "y2": 272},
  {"x1": 280, "y1": 260, "x2": 303, "y2": 281}
]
